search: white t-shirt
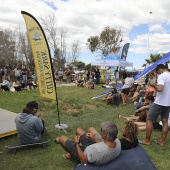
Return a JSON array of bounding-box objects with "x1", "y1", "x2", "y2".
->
[
  {"x1": 154, "y1": 72, "x2": 170, "y2": 106},
  {"x1": 115, "y1": 72, "x2": 119, "y2": 79},
  {"x1": 122, "y1": 77, "x2": 134, "y2": 89},
  {"x1": 84, "y1": 139, "x2": 121, "y2": 165}
]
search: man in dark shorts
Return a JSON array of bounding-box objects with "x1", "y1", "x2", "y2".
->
[
  {"x1": 141, "y1": 64, "x2": 170, "y2": 146},
  {"x1": 121, "y1": 74, "x2": 134, "y2": 105},
  {"x1": 55, "y1": 122, "x2": 121, "y2": 164}
]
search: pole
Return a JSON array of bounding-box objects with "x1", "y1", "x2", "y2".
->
[
  {"x1": 147, "y1": 12, "x2": 152, "y2": 59},
  {"x1": 55, "y1": 92, "x2": 68, "y2": 133}
]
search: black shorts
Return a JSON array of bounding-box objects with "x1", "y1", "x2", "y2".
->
[
  {"x1": 65, "y1": 133, "x2": 95, "y2": 161},
  {"x1": 121, "y1": 88, "x2": 130, "y2": 95},
  {"x1": 153, "y1": 122, "x2": 162, "y2": 131}
]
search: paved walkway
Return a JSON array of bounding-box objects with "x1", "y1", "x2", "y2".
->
[{"x1": 56, "y1": 82, "x2": 77, "y2": 87}]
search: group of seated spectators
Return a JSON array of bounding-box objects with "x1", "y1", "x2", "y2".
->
[
  {"x1": 16, "y1": 101, "x2": 139, "y2": 165},
  {"x1": 0, "y1": 78, "x2": 38, "y2": 92},
  {"x1": 115, "y1": 69, "x2": 170, "y2": 133},
  {"x1": 76, "y1": 78, "x2": 95, "y2": 90}
]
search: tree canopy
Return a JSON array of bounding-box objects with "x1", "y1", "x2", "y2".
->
[
  {"x1": 142, "y1": 53, "x2": 167, "y2": 68},
  {"x1": 87, "y1": 26, "x2": 123, "y2": 57}
]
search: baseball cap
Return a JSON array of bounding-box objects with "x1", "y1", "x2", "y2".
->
[{"x1": 26, "y1": 101, "x2": 39, "y2": 110}]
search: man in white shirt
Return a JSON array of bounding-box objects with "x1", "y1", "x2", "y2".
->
[
  {"x1": 13, "y1": 67, "x2": 21, "y2": 81},
  {"x1": 121, "y1": 73, "x2": 134, "y2": 105},
  {"x1": 141, "y1": 64, "x2": 170, "y2": 146}
]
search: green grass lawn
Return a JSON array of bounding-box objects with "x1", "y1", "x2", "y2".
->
[{"x1": 0, "y1": 85, "x2": 170, "y2": 170}]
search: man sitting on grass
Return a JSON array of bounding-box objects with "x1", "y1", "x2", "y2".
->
[
  {"x1": 55, "y1": 122, "x2": 121, "y2": 165},
  {"x1": 15, "y1": 101, "x2": 46, "y2": 144},
  {"x1": 103, "y1": 88, "x2": 121, "y2": 107}
]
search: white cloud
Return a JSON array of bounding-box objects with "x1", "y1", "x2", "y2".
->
[
  {"x1": 0, "y1": 0, "x2": 170, "y2": 67},
  {"x1": 150, "y1": 24, "x2": 165, "y2": 33}
]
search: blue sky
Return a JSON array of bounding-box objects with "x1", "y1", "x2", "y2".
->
[{"x1": 1, "y1": 0, "x2": 170, "y2": 70}]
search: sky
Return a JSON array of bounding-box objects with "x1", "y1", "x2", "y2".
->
[{"x1": 1, "y1": 0, "x2": 170, "y2": 70}]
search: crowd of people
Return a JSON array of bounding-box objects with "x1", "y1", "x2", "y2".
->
[
  {"x1": 5, "y1": 63, "x2": 170, "y2": 167},
  {"x1": 0, "y1": 66, "x2": 38, "y2": 92},
  {"x1": 15, "y1": 101, "x2": 139, "y2": 165},
  {"x1": 116, "y1": 64, "x2": 170, "y2": 147}
]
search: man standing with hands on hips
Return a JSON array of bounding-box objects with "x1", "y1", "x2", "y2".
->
[{"x1": 141, "y1": 64, "x2": 170, "y2": 146}]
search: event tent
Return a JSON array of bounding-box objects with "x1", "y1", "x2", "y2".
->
[
  {"x1": 91, "y1": 53, "x2": 133, "y2": 67},
  {"x1": 92, "y1": 52, "x2": 170, "y2": 99}
]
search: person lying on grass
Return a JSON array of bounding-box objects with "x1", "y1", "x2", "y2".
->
[{"x1": 55, "y1": 122, "x2": 121, "y2": 164}]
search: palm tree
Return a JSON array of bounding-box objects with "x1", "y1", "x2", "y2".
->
[{"x1": 142, "y1": 53, "x2": 167, "y2": 68}]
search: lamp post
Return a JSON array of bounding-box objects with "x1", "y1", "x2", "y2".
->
[{"x1": 147, "y1": 12, "x2": 152, "y2": 59}]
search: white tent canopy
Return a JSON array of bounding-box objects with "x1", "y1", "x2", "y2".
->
[
  {"x1": 91, "y1": 59, "x2": 133, "y2": 67},
  {"x1": 91, "y1": 53, "x2": 133, "y2": 68}
]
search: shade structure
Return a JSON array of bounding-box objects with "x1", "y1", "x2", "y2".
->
[{"x1": 91, "y1": 53, "x2": 133, "y2": 67}]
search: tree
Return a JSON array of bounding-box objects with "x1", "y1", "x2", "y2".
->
[
  {"x1": 17, "y1": 30, "x2": 34, "y2": 71},
  {"x1": 87, "y1": 26, "x2": 123, "y2": 57},
  {"x1": 0, "y1": 28, "x2": 16, "y2": 69},
  {"x1": 142, "y1": 53, "x2": 166, "y2": 68},
  {"x1": 73, "y1": 61, "x2": 85, "y2": 69},
  {"x1": 71, "y1": 41, "x2": 81, "y2": 67},
  {"x1": 40, "y1": 15, "x2": 67, "y2": 71}
]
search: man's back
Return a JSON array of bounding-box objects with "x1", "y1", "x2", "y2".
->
[
  {"x1": 83, "y1": 139, "x2": 121, "y2": 165},
  {"x1": 15, "y1": 113, "x2": 43, "y2": 144}
]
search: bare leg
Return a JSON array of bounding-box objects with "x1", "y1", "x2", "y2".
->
[
  {"x1": 135, "y1": 122, "x2": 146, "y2": 126},
  {"x1": 142, "y1": 118, "x2": 153, "y2": 145},
  {"x1": 118, "y1": 114, "x2": 138, "y2": 120},
  {"x1": 56, "y1": 135, "x2": 72, "y2": 159},
  {"x1": 121, "y1": 93, "x2": 125, "y2": 104},
  {"x1": 88, "y1": 127, "x2": 97, "y2": 135},
  {"x1": 138, "y1": 126, "x2": 146, "y2": 131},
  {"x1": 124, "y1": 94, "x2": 128, "y2": 104},
  {"x1": 158, "y1": 118, "x2": 169, "y2": 146},
  {"x1": 76, "y1": 127, "x2": 85, "y2": 136},
  {"x1": 57, "y1": 135, "x2": 69, "y2": 148},
  {"x1": 136, "y1": 110, "x2": 148, "y2": 122},
  {"x1": 134, "y1": 122, "x2": 146, "y2": 131}
]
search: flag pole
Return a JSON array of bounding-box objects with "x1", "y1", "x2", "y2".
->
[
  {"x1": 21, "y1": 11, "x2": 68, "y2": 133},
  {"x1": 55, "y1": 90, "x2": 68, "y2": 132}
]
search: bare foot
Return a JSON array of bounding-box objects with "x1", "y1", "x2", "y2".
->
[
  {"x1": 62, "y1": 153, "x2": 73, "y2": 160},
  {"x1": 154, "y1": 140, "x2": 164, "y2": 147},
  {"x1": 117, "y1": 113, "x2": 123, "y2": 119},
  {"x1": 139, "y1": 139, "x2": 150, "y2": 145}
]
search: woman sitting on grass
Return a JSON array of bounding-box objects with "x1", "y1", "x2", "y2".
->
[
  {"x1": 13, "y1": 79, "x2": 21, "y2": 92},
  {"x1": 86, "y1": 79, "x2": 94, "y2": 89},
  {"x1": 119, "y1": 120, "x2": 139, "y2": 150}
]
